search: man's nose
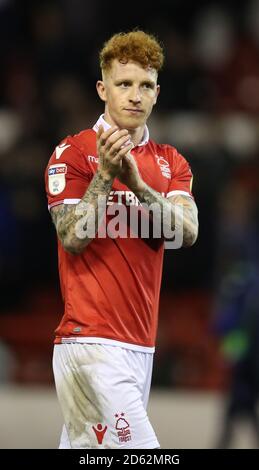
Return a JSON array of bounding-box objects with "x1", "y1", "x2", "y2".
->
[{"x1": 129, "y1": 87, "x2": 141, "y2": 103}]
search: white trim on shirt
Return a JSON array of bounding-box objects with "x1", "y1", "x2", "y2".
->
[
  {"x1": 48, "y1": 198, "x2": 81, "y2": 211},
  {"x1": 167, "y1": 190, "x2": 193, "y2": 199},
  {"x1": 60, "y1": 336, "x2": 155, "y2": 353},
  {"x1": 63, "y1": 198, "x2": 81, "y2": 204}
]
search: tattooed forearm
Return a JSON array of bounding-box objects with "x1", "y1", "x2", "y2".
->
[
  {"x1": 134, "y1": 183, "x2": 198, "y2": 247},
  {"x1": 175, "y1": 196, "x2": 199, "y2": 247},
  {"x1": 50, "y1": 171, "x2": 113, "y2": 254}
]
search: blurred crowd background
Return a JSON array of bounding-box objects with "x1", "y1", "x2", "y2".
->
[{"x1": 1, "y1": 0, "x2": 259, "y2": 445}]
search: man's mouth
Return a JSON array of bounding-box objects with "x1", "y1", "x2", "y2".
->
[{"x1": 124, "y1": 109, "x2": 143, "y2": 113}]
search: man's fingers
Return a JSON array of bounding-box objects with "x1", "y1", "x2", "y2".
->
[
  {"x1": 109, "y1": 135, "x2": 132, "y2": 155},
  {"x1": 113, "y1": 143, "x2": 134, "y2": 162},
  {"x1": 98, "y1": 127, "x2": 130, "y2": 150},
  {"x1": 96, "y1": 125, "x2": 104, "y2": 139},
  {"x1": 98, "y1": 126, "x2": 119, "y2": 146},
  {"x1": 97, "y1": 125, "x2": 134, "y2": 178},
  {"x1": 105, "y1": 129, "x2": 129, "y2": 150},
  {"x1": 125, "y1": 143, "x2": 134, "y2": 158}
]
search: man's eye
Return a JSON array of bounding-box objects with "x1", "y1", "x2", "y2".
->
[
  {"x1": 143, "y1": 83, "x2": 152, "y2": 89},
  {"x1": 120, "y1": 82, "x2": 130, "y2": 87}
]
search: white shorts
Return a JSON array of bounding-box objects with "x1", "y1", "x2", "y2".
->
[{"x1": 53, "y1": 343, "x2": 159, "y2": 449}]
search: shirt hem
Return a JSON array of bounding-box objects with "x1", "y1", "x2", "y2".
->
[{"x1": 58, "y1": 336, "x2": 155, "y2": 353}]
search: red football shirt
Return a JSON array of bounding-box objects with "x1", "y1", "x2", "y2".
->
[{"x1": 45, "y1": 115, "x2": 193, "y2": 351}]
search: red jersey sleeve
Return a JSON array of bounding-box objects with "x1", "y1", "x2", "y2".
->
[
  {"x1": 45, "y1": 137, "x2": 93, "y2": 209},
  {"x1": 167, "y1": 147, "x2": 193, "y2": 199}
]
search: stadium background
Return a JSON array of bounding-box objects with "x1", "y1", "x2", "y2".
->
[{"x1": 0, "y1": 0, "x2": 259, "y2": 448}]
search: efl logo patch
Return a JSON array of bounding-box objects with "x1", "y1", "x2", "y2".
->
[{"x1": 48, "y1": 163, "x2": 67, "y2": 195}]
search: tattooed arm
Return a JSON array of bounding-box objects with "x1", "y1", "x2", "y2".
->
[
  {"x1": 167, "y1": 193, "x2": 198, "y2": 247},
  {"x1": 118, "y1": 155, "x2": 198, "y2": 247},
  {"x1": 134, "y1": 183, "x2": 198, "y2": 247},
  {"x1": 50, "y1": 171, "x2": 113, "y2": 254},
  {"x1": 50, "y1": 125, "x2": 133, "y2": 254}
]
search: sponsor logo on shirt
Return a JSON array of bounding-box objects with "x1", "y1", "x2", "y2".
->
[
  {"x1": 88, "y1": 155, "x2": 99, "y2": 163},
  {"x1": 48, "y1": 166, "x2": 67, "y2": 176},
  {"x1": 107, "y1": 190, "x2": 166, "y2": 207},
  {"x1": 155, "y1": 155, "x2": 171, "y2": 179},
  {"x1": 108, "y1": 190, "x2": 140, "y2": 207}
]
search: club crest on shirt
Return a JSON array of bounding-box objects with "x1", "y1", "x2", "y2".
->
[
  {"x1": 155, "y1": 155, "x2": 171, "y2": 179},
  {"x1": 114, "y1": 413, "x2": 132, "y2": 444},
  {"x1": 48, "y1": 163, "x2": 67, "y2": 195}
]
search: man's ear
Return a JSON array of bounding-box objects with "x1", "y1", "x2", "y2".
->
[
  {"x1": 96, "y1": 80, "x2": 107, "y2": 102},
  {"x1": 153, "y1": 84, "x2": 160, "y2": 105}
]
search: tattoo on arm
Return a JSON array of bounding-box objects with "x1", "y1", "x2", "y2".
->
[
  {"x1": 172, "y1": 195, "x2": 199, "y2": 247},
  {"x1": 50, "y1": 171, "x2": 113, "y2": 254},
  {"x1": 135, "y1": 184, "x2": 198, "y2": 247}
]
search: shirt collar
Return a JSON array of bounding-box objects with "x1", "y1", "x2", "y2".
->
[{"x1": 93, "y1": 114, "x2": 149, "y2": 148}]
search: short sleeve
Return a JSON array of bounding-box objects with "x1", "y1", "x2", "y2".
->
[
  {"x1": 45, "y1": 139, "x2": 92, "y2": 209},
  {"x1": 166, "y1": 148, "x2": 193, "y2": 199}
]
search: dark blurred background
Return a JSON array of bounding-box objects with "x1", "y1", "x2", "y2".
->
[{"x1": 1, "y1": 0, "x2": 259, "y2": 437}]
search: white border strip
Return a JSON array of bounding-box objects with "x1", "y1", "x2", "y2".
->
[
  {"x1": 64, "y1": 198, "x2": 81, "y2": 204},
  {"x1": 167, "y1": 190, "x2": 193, "y2": 199},
  {"x1": 48, "y1": 198, "x2": 81, "y2": 211},
  {"x1": 48, "y1": 200, "x2": 64, "y2": 210},
  {"x1": 60, "y1": 336, "x2": 155, "y2": 353}
]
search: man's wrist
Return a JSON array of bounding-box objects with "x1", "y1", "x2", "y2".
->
[
  {"x1": 132, "y1": 179, "x2": 147, "y2": 199},
  {"x1": 96, "y1": 168, "x2": 114, "y2": 183}
]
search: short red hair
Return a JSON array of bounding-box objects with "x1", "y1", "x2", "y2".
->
[{"x1": 100, "y1": 30, "x2": 164, "y2": 73}]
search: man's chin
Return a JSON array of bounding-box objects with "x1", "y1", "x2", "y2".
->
[{"x1": 118, "y1": 115, "x2": 145, "y2": 130}]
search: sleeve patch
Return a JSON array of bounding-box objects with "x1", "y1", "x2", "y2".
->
[{"x1": 48, "y1": 164, "x2": 67, "y2": 195}]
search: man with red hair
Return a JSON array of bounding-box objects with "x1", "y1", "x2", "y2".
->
[{"x1": 45, "y1": 30, "x2": 198, "y2": 448}]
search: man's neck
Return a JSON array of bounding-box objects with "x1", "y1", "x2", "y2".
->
[{"x1": 127, "y1": 127, "x2": 144, "y2": 147}]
